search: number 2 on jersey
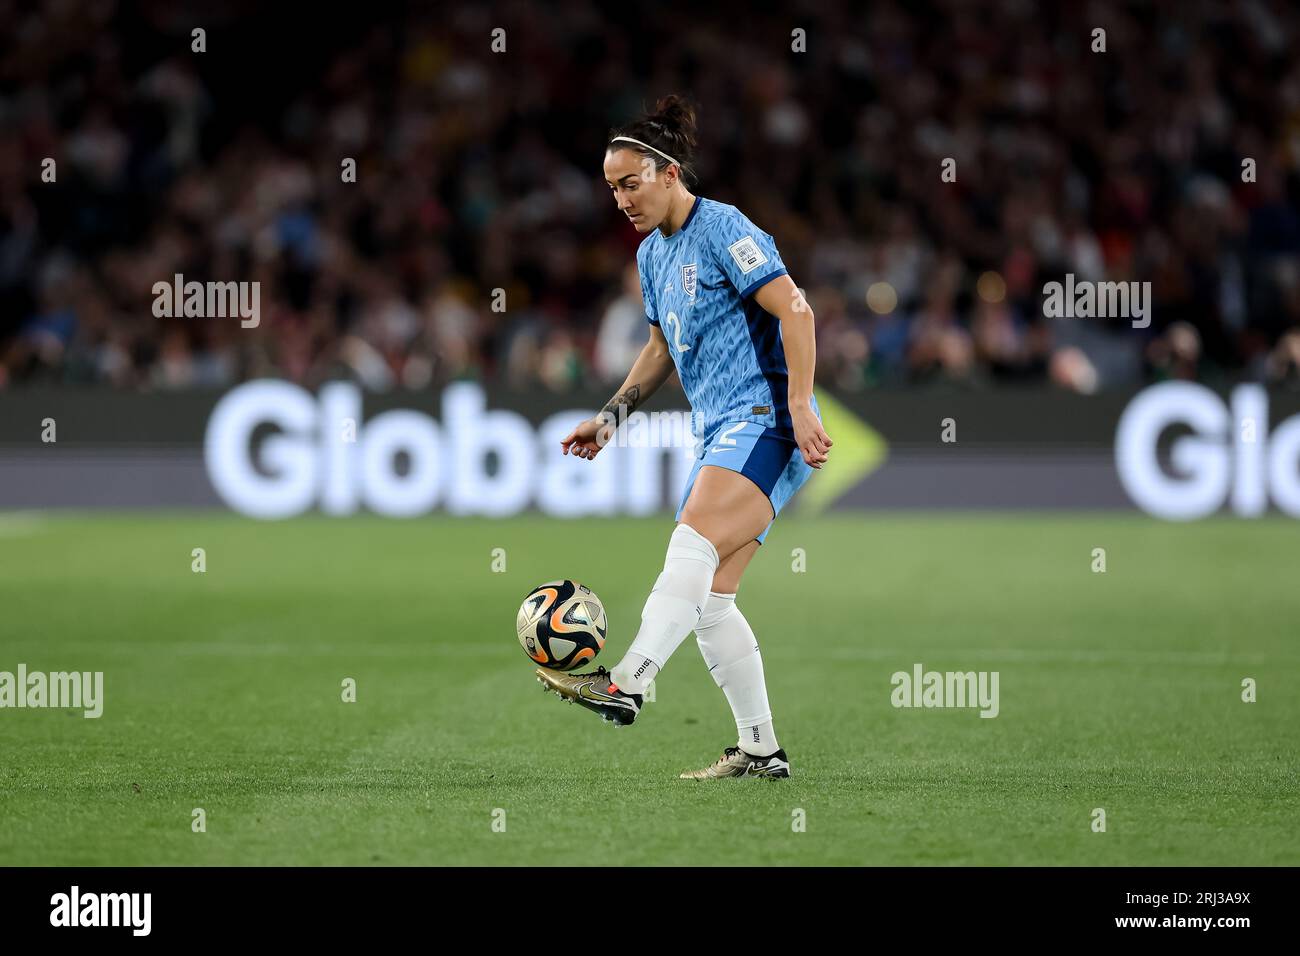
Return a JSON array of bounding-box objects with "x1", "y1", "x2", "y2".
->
[{"x1": 665, "y1": 311, "x2": 691, "y2": 352}]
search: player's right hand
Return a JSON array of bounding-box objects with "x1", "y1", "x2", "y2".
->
[{"x1": 561, "y1": 415, "x2": 613, "y2": 461}]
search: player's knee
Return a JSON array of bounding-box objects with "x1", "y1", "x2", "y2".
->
[
  {"x1": 677, "y1": 506, "x2": 713, "y2": 540},
  {"x1": 667, "y1": 521, "x2": 721, "y2": 572},
  {"x1": 711, "y1": 566, "x2": 740, "y2": 593},
  {"x1": 696, "y1": 592, "x2": 737, "y2": 631},
  {"x1": 682, "y1": 514, "x2": 756, "y2": 565}
]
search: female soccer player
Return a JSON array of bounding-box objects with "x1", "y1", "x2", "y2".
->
[{"x1": 537, "y1": 96, "x2": 832, "y2": 780}]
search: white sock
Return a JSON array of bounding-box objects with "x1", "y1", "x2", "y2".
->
[
  {"x1": 611, "y1": 523, "x2": 719, "y2": 696},
  {"x1": 695, "y1": 591, "x2": 780, "y2": 757}
]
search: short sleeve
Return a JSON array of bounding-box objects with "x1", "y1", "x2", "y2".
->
[
  {"x1": 638, "y1": 252, "x2": 659, "y2": 326},
  {"x1": 709, "y1": 211, "x2": 789, "y2": 299}
]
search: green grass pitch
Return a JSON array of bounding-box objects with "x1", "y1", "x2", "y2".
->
[{"x1": 1, "y1": 512, "x2": 1296, "y2": 866}]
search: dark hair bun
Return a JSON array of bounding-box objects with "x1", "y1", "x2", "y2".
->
[
  {"x1": 650, "y1": 95, "x2": 698, "y2": 154},
  {"x1": 608, "y1": 94, "x2": 699, "y2": 185}
]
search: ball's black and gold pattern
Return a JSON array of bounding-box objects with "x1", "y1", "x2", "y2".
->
[{"x1": 516, "y1": 579, "x2": 608, "y2": 671}]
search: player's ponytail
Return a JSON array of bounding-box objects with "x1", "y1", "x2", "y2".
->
[{"x1": 608, "y1": 94, "x2": 699, "y2": 186}]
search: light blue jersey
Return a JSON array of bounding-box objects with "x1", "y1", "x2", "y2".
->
[{"x1": 637, "y1": 196, "x2": 817, "y2": 443}]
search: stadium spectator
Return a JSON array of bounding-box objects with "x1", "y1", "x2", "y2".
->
[{"x1": 1, "y1": 1, "x2": 1297, "y2": 393}]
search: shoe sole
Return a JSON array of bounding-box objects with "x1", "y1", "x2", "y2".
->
[
  {"x1": 679, "y1": 761, "x2": 792, "y2": 780},
  {"x1": 680, "y1": 771, "x2": 791, "y2": 780}
]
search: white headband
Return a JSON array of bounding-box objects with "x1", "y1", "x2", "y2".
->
[{"x1": 610, "y1": 135, "x2": 682, "y2": 169}]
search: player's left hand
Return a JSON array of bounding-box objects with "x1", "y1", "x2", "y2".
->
[{"x1": 792, "y1": 404, "x2": 832, "y2": 469}]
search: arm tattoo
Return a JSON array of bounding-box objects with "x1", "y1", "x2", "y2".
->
[{"x1": 601, "y1": 384, "x2": 642, "y2": 423}]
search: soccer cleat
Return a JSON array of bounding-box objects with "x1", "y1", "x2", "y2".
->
[
  {"x1": 679, "y1": 745, "x2": 791, "y2": 780},
  {"x1": 535, "y1": 665, "x2": 642, "y2": 726}
]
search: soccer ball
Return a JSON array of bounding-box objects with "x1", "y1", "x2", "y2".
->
[{"x1": 517, "y1": 580, "x2": 608, "y2": 671}]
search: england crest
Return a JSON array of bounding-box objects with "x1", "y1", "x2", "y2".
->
[{"x1": 682, "y1": 263, "x2": 697, "y2": 297}]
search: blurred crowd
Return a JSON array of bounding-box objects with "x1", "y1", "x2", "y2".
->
[{"x1": 2, "y1": 0, "x2": 1300, "y2": 394}]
